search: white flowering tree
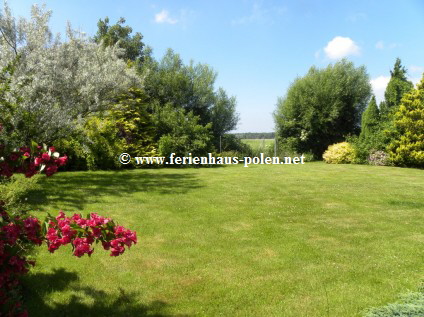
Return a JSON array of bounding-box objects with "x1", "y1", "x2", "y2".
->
[{"x1": 0, "y1": 2, "x2": 141, "y2": 145}]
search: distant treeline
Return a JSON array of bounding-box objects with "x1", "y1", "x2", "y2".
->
[{"x1": 232, "y1": 132, "x2": 275, "y2": 139}]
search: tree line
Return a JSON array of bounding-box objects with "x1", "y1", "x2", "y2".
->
[
  {"x1": 274, "y1": 58, "x2": 423, "y2": 168},
  {"x1": 0, "y1": 4, "x2": 240, "y2": 169}
]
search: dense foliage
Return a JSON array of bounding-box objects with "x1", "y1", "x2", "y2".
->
[
  {"x1": 274, "y1": 59, "x2": 371, "y2": 159},
  {"x1": 0, "y1": 3, "x2": 140, "y2": 146},
  {"x1": 322, "y1": 142, "x2": 356, "y2": 164},
  {"x1": 381, "y1": 58, "x2": 414, "y2": 119},
  {"x1": 387, "y1": 75, "x2": 424, "y2": 168}
]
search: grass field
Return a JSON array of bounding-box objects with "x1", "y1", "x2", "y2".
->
[
  {"x1": 241, "y1": 138, "x2": 274, "y2": 150},
  {"x1": 23, "y1": 163, "x2": 424, "y2": 316}
]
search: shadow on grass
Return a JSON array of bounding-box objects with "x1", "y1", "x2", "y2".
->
[
  {"x1": 387, "y1": 200, "x2": 424, "y2": 209},
  {"x1": 26, "y1": 170, "x2": 203, "y2": 210},
  {"x1": 22, "y1": 268, "x2": 189, "y2": 317}
]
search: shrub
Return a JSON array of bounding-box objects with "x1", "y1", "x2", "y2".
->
[
  {"x1": 322, "y1": 142, "x2": 355, "y2": 164},
  {"x1": 364, "y1": 285, "x2": 424, "y2": 317},
  {"x1": 387, "y1": 75, "x2": 424, "y2": 168},
  {"x1": 368, "y1": 150, "x2": 390, "y2": 166},
  {"x1": 0, "y1": 141, "x2": 137, "y2": 316}
]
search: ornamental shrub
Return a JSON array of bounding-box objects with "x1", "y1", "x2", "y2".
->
[
  {"x1": 387, "y1": 75, "x2": 424, "y2": 168},
  {"x1": 364, "y1": 285, "x2": 424, "y2": 317},
  {"x1": 0, "y1": 139, "x2": 137, "y2": 316},
  {"x1": 322, "y1": 142, "x2": 356, "y2": 164},
  {"x1": 367, "y1": 150, "x2": 390, "y2": 166}
]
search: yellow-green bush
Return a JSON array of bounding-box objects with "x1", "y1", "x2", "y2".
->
[
  {"x1": 387, "y1": 76, "x2": 424, "y2": 168},
  {"x1": 322, "y1": 142, "x2": 355, "y2": 164}
]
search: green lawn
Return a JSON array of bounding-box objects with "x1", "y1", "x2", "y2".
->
[
  {"x1": 23, "y1": 163, "x2": 424, "y2": 316},
  {"x1": 241, "y1": 138, "x2": 274, "y2": 150}
]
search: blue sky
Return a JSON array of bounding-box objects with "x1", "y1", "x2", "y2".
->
[{"x1": 5, "y1": 0, "x2": 424, "y2": 132}]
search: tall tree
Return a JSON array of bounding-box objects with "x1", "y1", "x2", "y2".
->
[
  {"x1": 381, "y1": 58, "x2": 413, "y2": 118},
  {"x1": 387, "y1": 75, "x2": 424, "y2": 167},
  {"x1": 210, "y1": 88, "x2": 239, "y2": 145},
  {"x1": 274, "y1": 59, "x2": 371, "y2": 158},
  {"x1": 93, "y1": 17, "x2": 145, "y2": 66},
  {"x1": 359, "y1": 95, "x2": 380, "y2": 141},
  {"x1": 143, "y1": 49, "x2": 217, "y2": 124},
  {"x1": 0, "y1": 3, "x2": 140, "y2": 145}
]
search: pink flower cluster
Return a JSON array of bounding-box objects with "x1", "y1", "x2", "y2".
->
[
  {"x1": 45, "y1": 211, "x2": 137, "y2": 257},
  {"x1": 0, "y1": 206, "x2": 138, "y2": 316},
  {"x1": 0, "y1": 145, "x2": 67, "y2": 178},
  {"x1": 0, "y1": 142, "x2": 137, "y2": 316},
  {"x1": 0, "y1": 206, "x2": 41, "y2": 316}
]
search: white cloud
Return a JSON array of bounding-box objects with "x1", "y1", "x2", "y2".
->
[
  {"x1": 370, "y1": 76, "x2": 390, "y2": 104},
  {"x1": 375, "y1": 40, "x2": 384, "y2": 50},
  {"x1": 323, "y1": 36, "x2": 360, "y2": 59},
  {"x1": 155, "y1": 10, "x2": 178, "y2": 24}
]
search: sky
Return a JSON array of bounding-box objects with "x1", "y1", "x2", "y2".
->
[{"x1": 4, "y1": 0, "x2": 424, "y2": 132}]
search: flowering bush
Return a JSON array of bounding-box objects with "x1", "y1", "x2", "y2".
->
[
  {"x1": 0, "y1": 143, "x2": 67, "y2": 179},
  {"x1": 0, "y1": 207, "x2": 137, "y2": 316},
  {"x1": 367, "y1": 150, "x2": 390, "y2": 166},
  {"x1": 322, "y1": 142, "x2": 356, "y2": 164},
  {"x1": 0, "y1": 138, "x2": 137, "y2": 316}
]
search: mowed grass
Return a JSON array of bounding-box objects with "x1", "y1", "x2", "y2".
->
[
  {"x1": 23, "y1": 163, "x2": 424, "y2": 316},
  {"x1": 241, "y1": 138, "x2": 274, "y2": 150}
]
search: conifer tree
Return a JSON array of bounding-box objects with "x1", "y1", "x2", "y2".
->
[
  {"x1": 360, "y1": 95, "x2": 380, "y2": 141},
  {"x1": 381, "y1": 58, "x2": 413, "y2": 118},
  {"x1": 387, "y1": 75, "x2": 424, "y2": 167}
]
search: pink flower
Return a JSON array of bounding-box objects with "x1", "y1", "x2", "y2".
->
[
  {"x1": 57, "y1": 155, "x2": 68, "y2": 166},
  {"x1": 56, "y1": 211, "x2": 66, "y2": 220},
  {"x1": 45, "y1": 165, "x2": 58, "y2": 176},
  {"x1": 41, "y1": 152, "x2": 50, "y2": 163},
  {"x1": 34, "y1": 157, "x2": 42, "y2": 166}
]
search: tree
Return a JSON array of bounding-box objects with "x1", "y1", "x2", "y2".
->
[
  {"x1": 152, "y1": 103, "x2": 213, "y2": 158},
  {"x1": 359, "y1": 95, "x2": 380, "y2": 141},
  {"x1": 387, "y1": 75, "x2": 424, "y2": 168},
  {"x1": 0, "y1": 3, "x2": 140, "y2": 145},
  {"x1": 142, "y1": 48, "x2": 239, "y2": 151},
  {"x1": 274, "y1": 59, "x2": 371, "y2": 158},
  {"x1": 93, "y1": 17, "x2": 145, "y2": 65},
  {"x1": 381, "y1": 58, "x2": 413, "y2": 118},
  {"x1": 210, "y1": 88, "x2": 239, "y2": 147},
  {"x1": 143, "y1": 49, "x2": 217, "y2": 124}
]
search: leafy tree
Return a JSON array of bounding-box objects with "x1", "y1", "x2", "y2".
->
[
  {"x1": 0, "y1": 3, "x2": 140, "y2": 145},
  {"x1": 111, "y1": 88, "x2": 157, "y2": 162},
  {"x1": 381, "y1": 58, "x2": 413, "y2": 118},
  {"x1": 359, "y1": 96, "x2": 380, "y2": 141},
  {"x1": 387, "y1": 75, "x2": 424, "y2": 168},
  {"x1": 143, "y1": 49, "x2": 217, "y2": 124},
  {"x1": 274, "y1": 59, "x2": 371, "y2": 158},
  {"x1": 210, "y1": 88, "x2": 239, "y2": 147},
  {"x1": 152, "y1": 104, "x2": 213, "y2": 158},
  {"x1": 93, "y1": 17, "x2": 145, "y2": 65},
  {"x1": 142, "y1": 48, "x2": 239, "y2": 151}
]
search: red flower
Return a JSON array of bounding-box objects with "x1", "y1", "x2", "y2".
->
[
  {"x1": 41, "y1": 153, "x2": 50, "y2": 163},
  {"x1": 8, "y1": 153, "x2": 20, "y2": 161},
  {"x1": 57, "y1": 155, "x2": 68, "y2": 166},
  {"x1": 34, "y1": 157, "x2": 42, "y2": 166},
  {"x1": 45, "y1": 165, "x2": 58, "y2": 177}
]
